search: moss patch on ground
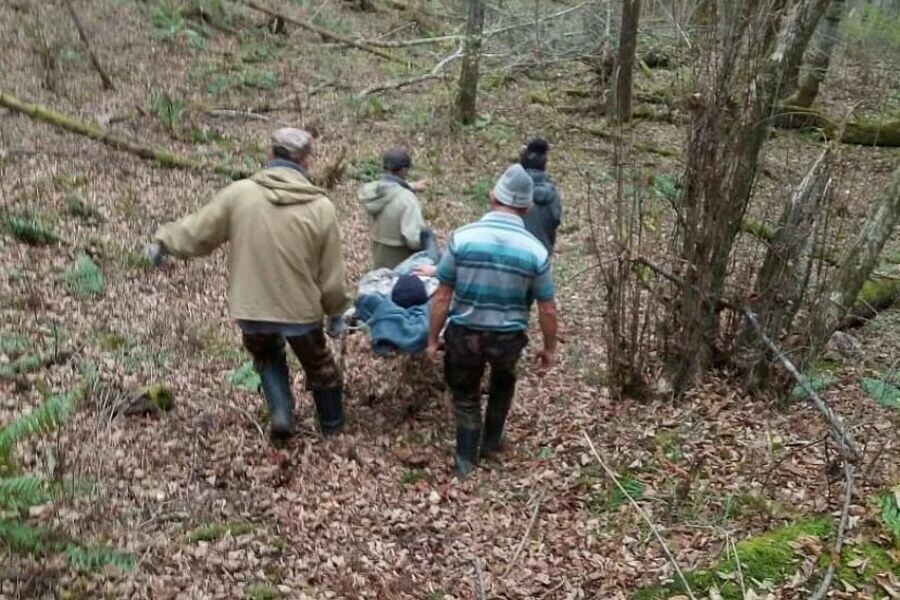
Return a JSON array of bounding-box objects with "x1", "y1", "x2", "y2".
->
[
  {"x1": 631, "y1": 518, "x2": 831, "y2": 600},
  {"x1": 185, "y1": 521, "x2": 254, "y2": 544}
]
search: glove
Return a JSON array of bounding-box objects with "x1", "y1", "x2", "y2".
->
[
  {"x1": 326, "y1": 316, "x2": 348, "y2": 338},
  {"x1": 147, "y1": 241, "x2": 165, "y2": 267}
]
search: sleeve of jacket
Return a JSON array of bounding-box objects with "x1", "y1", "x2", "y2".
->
[
  {"x1": 318, "y1": 201, "x2": 351, "y2": 318},
  {"x1": 153, "y1": 185, "x2": 235, "y2": 257},
  {"x1": 400, "y1": 195, "x2": 426, "y2": 250}
]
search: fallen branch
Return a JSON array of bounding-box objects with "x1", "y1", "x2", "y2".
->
[
  {"x1": 241, "y1": 0, "x2": 415, "y2": 66},
  {"x1": 774, "y1": 105, "x2": 900, "y2": 147},
  {"x1": 63, "y1": 0, "x2": 114, "y2": 90},
  {"x1": 501, "y1": 492, "x2": 544, "y2": 578},
  {"x1": 809, "y1": 462, "x2": 855, "y2": 600},
  {"x1": 0, "y1": 90, "x2": 251, "y2": 179},
  {"x1": 363, "y1": 0, "x2": 594, "y2": 47},
  {"x1": 582, "y1": 430, "x2": 697, "y2": 600},
  {"x1": 206, "y1": 108, "x2": 273, "y2": 122},
  {"x1": 360, "y1": 44, "x2": 462, "y2": 96},
  {"x1": 743, "y1": 308, "x2": 861, "y2": 462}
]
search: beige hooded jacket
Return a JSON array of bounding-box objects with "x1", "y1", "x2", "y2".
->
[
  {"x1": 359, "y1": 179, "x2": 426, "y2": 250},
  {"x1": 154, "y1": 166, "x2": 349, "y2": 324}
]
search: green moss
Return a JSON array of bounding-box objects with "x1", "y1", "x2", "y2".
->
[
  {"x1": 856, "y1": 277, "x2": 900, "y2": 307},
  {"x1": 137, "y1": 383, "x2": 174, "y2": 412},
  {"x1": 400, "y1": 468, "x2": 426, "y2": 486},
  {"x1": 62, "y1": 253, "x2": 104, "y2": 297},
  {"x1": 186, "y1": 521, "x2": 254, "y2": 543},
  {"x1": 246, "y1": 583, "x2": 281, "y2": 600},
  {"x1": 830, "y1": 541, "x2": 899, "y2": 585},
  {"x1": 631, "y1": 518, "x2": 832, "y2": 600}
]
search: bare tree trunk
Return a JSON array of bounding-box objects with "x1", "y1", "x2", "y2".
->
[
  {"x1": 805, "y1": 166, "x2": 900, "y2": 360},
  {"x1": 455, "y1": 0, "x2": 485, "y2": 125},
  {"x1": 671, "y1": 0, "x2": 830, "y2": 396},
  {"x1": 745, "y1": 147, "x2": 831, "y2": 388},
  {"x1": 793, "y1": 0, "x2": 846, "y2": 107},
  {"x1": 612, "y1": 0, "x2": 641, "y2": 123}
]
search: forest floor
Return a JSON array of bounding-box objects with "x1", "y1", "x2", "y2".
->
[{"x1": 1, "y1": 0, "x2": 899, "y2": 598}]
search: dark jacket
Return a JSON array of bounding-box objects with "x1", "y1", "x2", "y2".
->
[{"x1": 522, "y1": 169, "x2": 562, "y2": 252}]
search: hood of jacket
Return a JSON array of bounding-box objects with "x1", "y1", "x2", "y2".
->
[
  {"x1": 526, "y1": 169, "x2": 558, "y2": 206},
  {"x1": 250, "y1": 166, "x2": 325, "y2": 206},
  {"x1": 359, "y1": 180, "x2": 403, "y2": 216}
]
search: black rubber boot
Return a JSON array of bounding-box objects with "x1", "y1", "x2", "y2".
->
[
  {"x1": 453, "y1": 426, "x2": 481, "y2": 479},
  {"x1": 313, "y1": 387, "x2": 345, "y2": 436},
  {"x1": 481, "y1": 372, "x2": 515, "y2": 458},
  {"x1": 256, "y1": 353, "x2": 294, "y2": 439}
]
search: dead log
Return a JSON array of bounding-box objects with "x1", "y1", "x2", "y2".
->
[
  {"x1": 774, "y1": 105, "x2": 900, "y2": 147},
  {"x1": 240, "y1": 0, "x2": 415, "y2": 66},
  {"x1": 0, "y1": 90, "x2": 251, "y2": 179}
]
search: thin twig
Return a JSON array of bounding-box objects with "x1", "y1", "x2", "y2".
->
[
  {"x1": 225, "y1": 403, "x2": 267, "y2": 443},
  {"x1": 63, "y1": 0, "x2": 115, "y2": 90},
  {"x1": 361, "y1": 0, "x2": 595, "y2": 47},
  {"x1": 582, "y1": 430, "x2": 697, "y2": 600},
  {"x1": 501, "y1": 492, "x2": 544, "y2": 578},
  {"x1": 473, "y1": 558, "x2": 486, "y2": 600},
  {"x1": 743, "y1": 308, "x2": 861, "y2": 462},
  {"x1": 727, "y1": 533, "x2": 746, "y2": 599},
  {"x1": 241, "y1": 0, "x2": 415, "y2": 66},
  {"x1": 207, "y1": 109, "x2": 273, "y2": 121},
  {"x1": 809, "y1": 462, "x2": 855, "y2": 600},
  {"x1": 360, "y1": 44, "x2": 463, "y2": 96}
]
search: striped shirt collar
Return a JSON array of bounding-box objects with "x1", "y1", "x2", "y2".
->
[{"x1": 481, "y1": 211, "x2": 525, "y2": 228}]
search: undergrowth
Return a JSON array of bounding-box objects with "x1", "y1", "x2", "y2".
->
[
  {"x1": 0, "y1": 390, "x2": 134, "y2": 572},
  {"x1": 632, "y1": 518, "x2": 834, "y2": 599}
]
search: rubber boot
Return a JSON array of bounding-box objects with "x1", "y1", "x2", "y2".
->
[
  {"x1": 481, "y1": 373, "x2": 515, "y2": 458},
  {"x1": 453, "y1": 426, "x2": 481, "y2": 479},
  {"x1": 256, "y1": 353, "x2": 294, "y2": 439},
  {"x1": 313, "y1": 387, "x2": 345, "y2": 436}
]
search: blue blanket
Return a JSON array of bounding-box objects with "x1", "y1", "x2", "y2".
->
[{"x1": 355, "y1": 294, "x2": 430, "y2": 355}]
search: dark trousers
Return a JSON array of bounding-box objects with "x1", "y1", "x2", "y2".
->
[
  {"x1": 443, "y1": 323, "x2": 527, "y2": 430},
  {"x1": 242, "y1": 329, "x2": 341, "y2": 391}
]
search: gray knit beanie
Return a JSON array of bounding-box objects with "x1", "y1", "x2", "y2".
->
[{"x1": 492, "y1": 164, "x2": 534, "y2": 209}]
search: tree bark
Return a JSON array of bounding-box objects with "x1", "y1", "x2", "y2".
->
[
  {"x1": 745, "y1": 147, "x2": 831, "y2": 388},
  {"x1": 454, "y1": 0, "x2": 485, "y2": 125},
  {"x1": 671, "y1": 0, "x2": 830, "y2": 396},
  {"x1": 793, "y1": 0, "x2": 846, "y2": 108},
  {"x1": 806, "y1": 166, "x2": 900, "y2": 361},
  {"x1": 612, "y1": 0, "x2": 641, "y2": 123}
]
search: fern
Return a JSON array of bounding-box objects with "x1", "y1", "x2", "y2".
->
[
  {"x1": 64, "y1": 543, "x2": 135, "y2": 572},
  {"x1": 0, "y1": 393, "x2": 76, "y2": 458},
  {"x1": 880, "y1": 489, "x2": 900, "y2": 541},
  {"x1": 0, "y1": 519, "x2": 51, "y2": 555},
  {"x1": 0, "y1": 476, "x2": 50, "y2": 511}
]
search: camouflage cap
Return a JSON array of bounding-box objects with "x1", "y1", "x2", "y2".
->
[{"x1": 271, "y1": 128, "x2": 314, "y2": 156}]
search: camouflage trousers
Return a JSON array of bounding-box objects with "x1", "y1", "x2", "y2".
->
[
  {"x1": 242, "y1": 329, "x2": 341, "y2": 391},
  {"x1": 443, "y1": 323, "x2": 528, "y2": 429}
]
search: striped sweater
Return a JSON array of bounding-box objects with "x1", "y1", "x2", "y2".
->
[{"x1": 436, "y1": 212, "x2": 554, "y2": 332}]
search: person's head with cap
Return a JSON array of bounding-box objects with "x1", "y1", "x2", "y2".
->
[
  {"x1": 392, "y1": 274, "x2": 428, "y2": 308},
  {"x1": 269, "y1": 127, "x2": 315, "y2": 169},
  {"x1": 383, "y1": 148, "x2": 412, "y2": 179},
  {"x1": 519, "y1": 137, "x2": 550, "y2": 172},
  {"x1": 489, "y1": 164, "x2": 534, "y2": 215}
]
